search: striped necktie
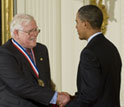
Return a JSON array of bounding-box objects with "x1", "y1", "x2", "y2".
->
[{"x1": 26, "y1": 48, "x2": 33, "y2": 61}]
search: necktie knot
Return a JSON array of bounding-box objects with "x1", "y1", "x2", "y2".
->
[
  {"x1": 26, "y1": 48, "x2": 31, "y2": 53},
  {"x1": 26, "y1": 48, "x2": 33, "y2": 61}
]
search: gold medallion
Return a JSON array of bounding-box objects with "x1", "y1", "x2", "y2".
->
[{"x1": 38, "y1": 79, "x2": 45, "y2": 87}]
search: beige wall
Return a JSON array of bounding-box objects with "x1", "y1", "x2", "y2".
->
[{"x1": 17, "y1": 0, "x2": 124, "y2": 106}]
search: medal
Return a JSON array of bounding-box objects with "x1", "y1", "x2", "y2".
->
[
  {"x1": 12, "y1": 39, "x2": 45, "y2": 87},
  {"x1": 38, "y1": 79, "x2": 45, "y2": 87},
  {"x1": 12, "y1": 39, "x2": 39, "y2": 78}
]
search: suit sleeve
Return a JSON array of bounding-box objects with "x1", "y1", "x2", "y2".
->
[
  {"x1": 68, "y1": 49, "x2": 102, "y2": 106},
  {"x1": 79, "y1": 49, "x2": 102, "y2": 103},
  {"x1": 0, "y1": 48, "x2": 55, "y2": 106}
]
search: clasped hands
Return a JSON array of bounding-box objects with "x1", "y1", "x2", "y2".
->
[{"x1": 57, "y1": 92, "x2": 70, "y2": 107}]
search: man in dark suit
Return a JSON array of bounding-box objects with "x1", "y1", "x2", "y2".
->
[
  {"x1": 66, "y1": 5, "x2": 122, "y2": 107},
  {"x1": 0, "y1": 14, "x2": 70, "y2": 107}
]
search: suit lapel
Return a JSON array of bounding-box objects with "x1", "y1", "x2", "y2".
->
[
  {"x1": 33, "y1": 47, "x2": 43, "y2": 72},
  {"x1": 3, "y1": 39, "x2": 38, "y2": 80},
  {"x1": 33, "y1": 46, "x2": 46, "y2": 79}
]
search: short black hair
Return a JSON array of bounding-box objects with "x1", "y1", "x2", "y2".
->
[{"x1": 78, "y1": 5, "x2": 103, "y2": 29}]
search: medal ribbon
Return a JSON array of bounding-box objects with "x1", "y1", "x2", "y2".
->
[
  {"x1": 11, "y1": 39, "x2": 39, "y2": 78},
  {"x1": 31, "y1": 49, "x2": 36, "y2": 65}
]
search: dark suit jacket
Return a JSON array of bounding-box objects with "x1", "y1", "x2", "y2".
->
[
  {"x1": 0, "y1": 39, "x2": 55, "y2": 107},
  {"x1": 66, "y1": 34, "x2": 122, "y2": 107}
]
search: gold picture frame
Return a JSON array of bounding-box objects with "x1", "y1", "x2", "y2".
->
[{"x1": 1, "y1": 0, "x2": 13, "y2": 44}]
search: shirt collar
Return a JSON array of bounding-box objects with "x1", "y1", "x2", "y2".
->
[{"x1": 88, "y1": 32, "x2": 102, "y2": 43}]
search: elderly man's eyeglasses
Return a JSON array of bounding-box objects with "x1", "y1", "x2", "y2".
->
[{"x1": 18, "y1": 28, "x2": 40, "y2": 35}]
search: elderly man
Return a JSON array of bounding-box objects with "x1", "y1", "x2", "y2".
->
[{"x1": 0, "y1": 14, "x2": 70, "y2": 107}]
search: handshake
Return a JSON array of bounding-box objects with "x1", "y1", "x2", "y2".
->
[{"x1": 56, "y1": 92, "x2": 72, "y2": 107}]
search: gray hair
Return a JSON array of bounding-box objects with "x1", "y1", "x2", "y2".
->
[{"x1": 10, "y1": 14, "x2": 35, "y2": 37}]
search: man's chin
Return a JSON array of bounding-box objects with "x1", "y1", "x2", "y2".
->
[
  {"x1": 30, "y1": 43, "x2": 37, "y2": 49},
  {"x1": 79, "y1": 37, "x2": 83, "y2": 40}
]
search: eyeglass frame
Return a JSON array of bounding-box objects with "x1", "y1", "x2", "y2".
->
[{"x1": 18, "y1": 28, "x2": 40, "y2": 35}]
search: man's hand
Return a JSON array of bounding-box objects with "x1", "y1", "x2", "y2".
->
[{"x1": 57, "y1": 92, "x2": 70, "y2": 107}]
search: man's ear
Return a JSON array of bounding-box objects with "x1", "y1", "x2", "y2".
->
[
  {"x1": 85, "y1": 21, "x2": 91, "y2": 29},
  {"x1": 13, "y1": 30, "x2": 19, "y2": 36},
  {"x1": 13, "y1": 30, "x2": 20, "y2": 39},
  {"x1": 81, "y1": 21, "x2": 87, "y2": 29}
]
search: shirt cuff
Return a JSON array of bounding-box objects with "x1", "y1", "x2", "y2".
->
[{"x1": 50, "y1": 92, "x2": 58, "y2": 104}]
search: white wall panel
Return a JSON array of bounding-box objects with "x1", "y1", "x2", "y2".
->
[{"x1": 61, "y1": 0, "x2": 88, "y2": 95}]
